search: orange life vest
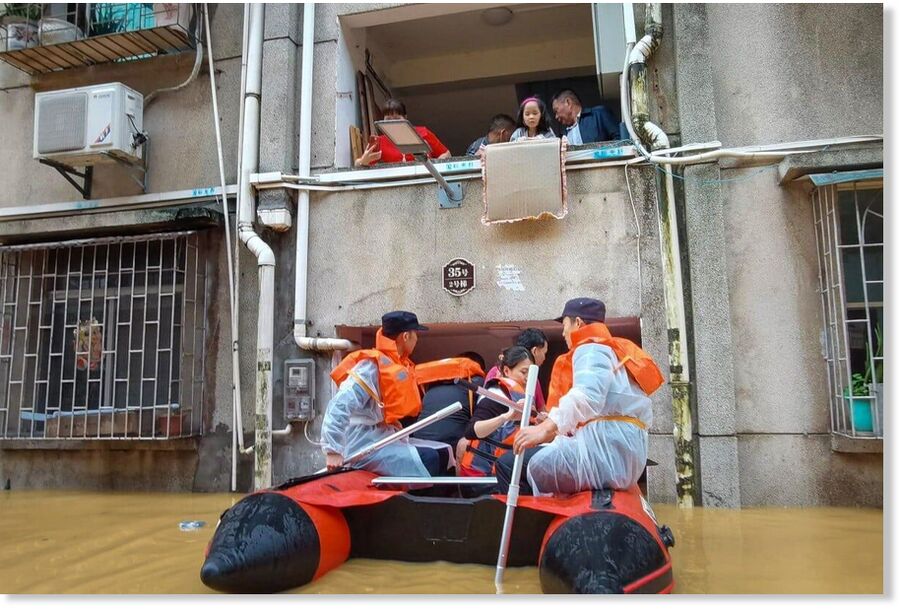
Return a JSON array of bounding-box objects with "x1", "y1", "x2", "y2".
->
[
  {"x1": 460, "y1": 377, "x2": 525, "y2": 476},
  {"x1": 414, "y1": 357, "x2": 485, "y2": 387},
  {"x1": 414, "y1": 357, "x2": 485, "y2": 415},
  {"x1": 330, "y1": 330, "x2": 422, "y2": 426},
  {"x1": 546, "y1": 322, "x2": 664, "y2": 409}
]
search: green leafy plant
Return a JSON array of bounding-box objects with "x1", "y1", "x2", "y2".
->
[
  {"x1": 1, "y1": 3, "x2": 42, "y2": 21},
  {"x1": 848, "y1": 372, "x2": 869, "y2": 398},
  {"x1": 864, "y1": 323, "x2": 883, "y2": 386},
  {"x1": 89, "y1": 3, "x2": 125, "y2": 36}
]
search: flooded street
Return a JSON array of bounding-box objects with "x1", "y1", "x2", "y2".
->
[{"x1": 0, "y1": 490, "x2": 882, "y2": 594}]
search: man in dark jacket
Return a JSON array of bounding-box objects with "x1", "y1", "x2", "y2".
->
[
  {"x1": 466, "y1": 114, "x2": 515, "y2": 156},
  {"x1": 551, "y1": 89, "x2": 620, "y2": 144}
]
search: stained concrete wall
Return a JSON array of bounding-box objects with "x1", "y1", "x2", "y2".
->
[
  {"x1": 267, "y1": 164, "x2": 678, "y2": 504},
  {"x1": 703, "y1": 3, "x2": 883, "y2": 148},
  {"x1": 0, "y1": 5, "x2": 247, "y2": 207},
  {"x1": 0, "y1": 4, "x2": 299, "y2": 493},
  {"x1": 669, "y1": 3, "x2": 883, "y2": 506},
  {"x1": 721, "y1": 166, "x2": 882, "y2": 507}
]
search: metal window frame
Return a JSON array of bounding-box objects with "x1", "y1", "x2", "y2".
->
[
  {"x1": 0, "y1": 231, "x2": 208, "y2": 441},
  {"x1": 812, "y1": 179, "x2": 883, "y2": 439}
]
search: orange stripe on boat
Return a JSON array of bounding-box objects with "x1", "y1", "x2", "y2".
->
[
  {"x1": 301, "y1": 502, "x2": 351, "y2": 581},
  {"x1": 622, "y1": 561, "x2": 672, "y2": 594},
  {"x1": 538, "y1": 515, "x2": 568, "y2": 566},
  {"x1": 494, "y1": 490, "x2": 594, "y2": 517},
  {"x1": 279, "y1": 470, "x2": 402, "y2": 509}
]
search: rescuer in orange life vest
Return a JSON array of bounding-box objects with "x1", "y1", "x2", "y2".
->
[
  {"x1": 495, "y1": 298, "x2": 664, "y2": 495},
  {"x1": 321, "y1": 311, "x2": 454, "y2": 476}
]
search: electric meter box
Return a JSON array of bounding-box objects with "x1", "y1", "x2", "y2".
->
[{"x1": 284, "y1": 358, "x2": 316, "y2": 421}]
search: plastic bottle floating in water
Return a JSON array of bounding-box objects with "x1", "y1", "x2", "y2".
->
[{"x1": 179, "y1": 520, "x2": 207, "y2": 531}]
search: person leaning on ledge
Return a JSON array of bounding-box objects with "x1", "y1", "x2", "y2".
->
[{"x1": 355, "y1": 98, "x2": 452, "y2": 167}]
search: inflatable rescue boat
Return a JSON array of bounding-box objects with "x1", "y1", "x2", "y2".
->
[{"x1": 200, "y1": 469, "x2": 675, "y2": 593}]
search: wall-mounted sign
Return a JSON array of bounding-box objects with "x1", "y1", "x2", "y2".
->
[{"x1": 442, "y1": 258, "x2": 475, "y2": 296}]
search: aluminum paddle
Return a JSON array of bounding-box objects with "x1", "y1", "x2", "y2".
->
[{"x1": 494, "y1": 364, "x2": 539, "y2": 593}]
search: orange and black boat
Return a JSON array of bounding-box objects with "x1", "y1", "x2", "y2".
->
[{"x1": 200, "y1": 469, "x2": 675, "y2": 594}]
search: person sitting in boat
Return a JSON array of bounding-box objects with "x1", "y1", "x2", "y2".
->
[
  {"x1": 322, "y1": 311, "x2": 453, "y2": 477},
  {"x1": 408, "y1": 352, "x2": 485, "y2": 461},
  {"x1": 458, "y1": 346, "x2": 546, "y2": 478},
  {"x1": 496, "y1": 298, "x2": 664, "y2": 495}
]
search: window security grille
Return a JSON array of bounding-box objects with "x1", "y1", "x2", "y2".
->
[
  {"x1": 0, "y1": 232, "x2": 207, "y2": 440},
  {"x1": 812, "y1": 182, "x2": 884, "y2": 439}
]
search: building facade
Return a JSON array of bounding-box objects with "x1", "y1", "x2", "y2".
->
[{"x1": 0, "y1": 3, "x2": 883, "y2": 507}]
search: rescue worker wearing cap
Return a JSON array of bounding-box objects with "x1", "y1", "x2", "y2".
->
[
  {"x1": 495, "y1": 298, "x2": 664, "y2": 495},
  {"x1": 322, "y1": 311, "x2": 453, "y2": 477}
]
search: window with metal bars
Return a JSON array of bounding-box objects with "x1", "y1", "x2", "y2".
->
[
  {"x1": 812, "y1": 180, "x2": 884, "y2": 439},
  {"x1": 0, "y1": 231, "x2": 208, "y2": 440}
]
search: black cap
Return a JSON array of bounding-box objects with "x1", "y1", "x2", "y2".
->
[
  {"x1": 382, "y1": 311, "x2": 429, "y2": 337},
  {"x1": 554, "y1": 297, "x2": 606, "y2": 323}
]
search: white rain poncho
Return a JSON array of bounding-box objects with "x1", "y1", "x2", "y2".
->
[
  {"x1": 526, "y1": 342, "x2": 652, "y2": 495},
  {"x1": 320, "y1": 359, "x2": 453, "y2": 477}
]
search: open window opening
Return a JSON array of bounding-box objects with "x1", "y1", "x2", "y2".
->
[{"x1": 337, "y1": 3, "x2": 626, "y2": 168}]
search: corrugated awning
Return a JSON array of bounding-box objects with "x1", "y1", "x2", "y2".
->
[{"x1": 801, "y1": 169, "x2": 883, "y2": 187}]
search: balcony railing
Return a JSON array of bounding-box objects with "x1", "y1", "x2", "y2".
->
[{"x1": 0, "y1": 3, "x2": 197, "y2": 75}]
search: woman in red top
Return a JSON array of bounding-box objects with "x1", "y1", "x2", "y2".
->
[{"x1": 355, "y1": 99, "x2": 452, "y2": 166}]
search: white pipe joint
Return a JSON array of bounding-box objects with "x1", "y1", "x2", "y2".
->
[
  {"x1": 628, "y1": 35, "x2": 655, "y2": 64},
  {"x1": 294, "y1": 331, "x2": 353, "y2": 352},
  {"x1": 644, "y1": 122, "x2": 670, "y2": 151},
  {"x1": 238, "y1": 223, "x2": 275, "y2": 266},
  {"x1": 271, "y1": 423, "x2": 294, "y2": 437}
]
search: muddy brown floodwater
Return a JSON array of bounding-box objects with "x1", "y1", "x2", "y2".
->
[{"x1": 0, "y1": 490, "x2": 882, "y2": 594}]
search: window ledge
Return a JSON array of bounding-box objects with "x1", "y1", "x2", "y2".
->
[
  {"x1": 310, "y1": 141, "x2": 637, "y2": 185},
  {"x1": 778, "y1": 141, "x2": 883, "y2": 185},
  {"x1": 830, "y1": 433, "x2": 883, "y2": 454},
  {"x1": 0, "y1": 438, "x2": 200, "y2": 452}
]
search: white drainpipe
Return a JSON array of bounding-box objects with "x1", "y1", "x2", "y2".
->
[
  {"x1": 294, "y1": 2, "x2": 352, "y2": 353},
  {"x1": 238, "y1": 3, "x2": 276, "y2": 491}
]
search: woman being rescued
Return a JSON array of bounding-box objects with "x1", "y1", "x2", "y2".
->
[{"x1": 458, "y1": 346, "x2": 547, "y2": 478}]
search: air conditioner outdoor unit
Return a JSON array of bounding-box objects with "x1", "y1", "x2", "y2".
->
[{"x1": 33, "y1": 82, "x2": 144, "y2": 167}]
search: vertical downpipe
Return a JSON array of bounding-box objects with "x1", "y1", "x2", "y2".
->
[
  {"x1": 251, "y1": 3, "x2": 274, "y2": 490},
  {"x1": 629, "y1": 3, "x2": 695, "y2": 507},
  {"x1": 256, "y1": 266, "x2": 275, "y2": 489},
  {"x1": 237, "y1": 3, "x2": 274, "y2": 490}
]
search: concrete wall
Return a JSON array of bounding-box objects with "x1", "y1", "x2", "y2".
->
[
  {"x1": 669, "y1": 3, "x2": 883, "y2": 506},
  {"x1": 0, "y1": 4, "x2": 247, "y2": 207},
  {"x1": 268, "y1": 164, "x2": 678, "y2": 504},
  {"x1": 703, "y1": 3, "x2": 883, "y2": 147},
  {"x1": 0, "y1": 4, "x2": 298, "y2": 493},
  {"x1": 721, "y1": 167, "x2": 882, "y2": 507}
]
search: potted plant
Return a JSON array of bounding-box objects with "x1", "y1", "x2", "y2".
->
[
  {"x1": 844, "y1": 372, "x2": 874, "y2": 433},
  {"x1": 1, "y1": 3, "x2": 41, "y2": 51},
  {"x1": 88, "y1": 3, "x2": 126, "y2": 36}
]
